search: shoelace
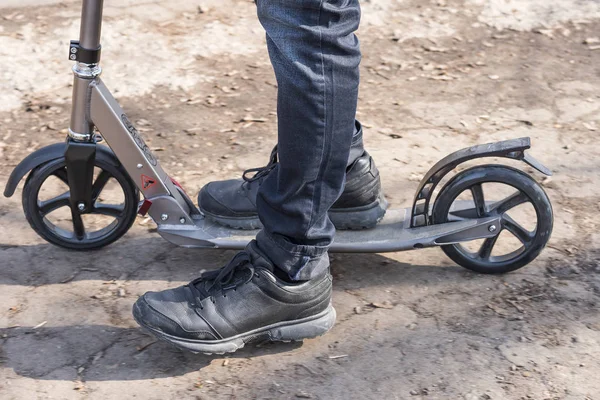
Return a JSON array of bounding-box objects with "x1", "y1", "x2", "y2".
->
[
  {"x1": 186, "y1": 252, "x2": 253, "y2": 307},
  {"x1": 242, "y1": 145, "x2": 278, "y2": 183}
]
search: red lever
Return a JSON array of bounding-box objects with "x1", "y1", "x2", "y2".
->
[{"x1": 138, "y1": 199, "x2": 152, "y2": 216}]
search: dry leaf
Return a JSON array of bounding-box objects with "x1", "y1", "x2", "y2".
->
[{"x1": 369, "y1": 301, "x2": 394, "y2": 309}]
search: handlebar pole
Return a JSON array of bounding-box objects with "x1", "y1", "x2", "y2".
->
[{"x1": 79, "y1": 0, "x2": 104, "y2": 51}]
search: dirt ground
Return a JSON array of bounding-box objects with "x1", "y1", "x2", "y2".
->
[{"x1": 1, "y1": 0, "x2": 600, "y2": 399}]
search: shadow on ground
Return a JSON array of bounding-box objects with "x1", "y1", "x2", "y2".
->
[
  {"x1": 0, "y1": 236, "x2": 471, "y2": 287},
  {"x1": 0, "y1": 323, "x2": 304, "y2": 381},
  {"x1": 0, "y1": 238, "x2": 481, "y2": 382}
]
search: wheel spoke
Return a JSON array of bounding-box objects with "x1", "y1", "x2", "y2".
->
[
  {"x1": 490, "y1": 191, "x2": 529, "y2": 215},
  {"x1": 478, "y1": 235, "x2": 499, "y2": 260},
  {"x1": 53, "y1": 168, "x2": 69, "y2": 185},
  {"x1": 502, "y1": 214, "x2": 533, "y2": 246},
  {"x1": 448, "y1": 207, "x2": 479, "y2": 221},
  {"x1": 92, "y1": 170, "x2": 112, "y2": 202},
  {"x1": 470, "y1": 184, "x2": 486, "y2": 217},
  {"x1": 38, "y1": 192, "x2": 70, "y2": 215},
  {"x1": 70, "y1": 209, "x2": 85, "y2": 240},
  {"x1": 93, "y1": 203, "x2": 125, "y2": 218}
]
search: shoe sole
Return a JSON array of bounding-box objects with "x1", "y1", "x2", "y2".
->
[
  {"x1": 133, "y1": 303, "x2": 336, "y2": 355},
  {"x1": 329, "y1": 194, "x2": 389, "y2": 230},
  {"x1": 201, "y1": 195, "x2": 388, "y2": 231}
]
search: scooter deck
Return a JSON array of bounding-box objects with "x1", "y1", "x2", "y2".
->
[{"x1": 158, "y1": 202, "x2": 500, "y2": 253}]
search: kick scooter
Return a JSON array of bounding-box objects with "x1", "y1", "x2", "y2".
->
[{"x1": 4, "y1": 0, "x2": 554, "y2": 274}]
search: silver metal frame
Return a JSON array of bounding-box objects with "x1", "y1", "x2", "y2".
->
[
  {"x1": 68, "y1": 0, "x2": 196, "y2": 228},
  {"x1": 65, "y1": 0, "x2": 515, "y2": 252},
  {"x1": 158, "y1": 208, "x2": 502, "y2": 252},
  {"x1": 69, "y1": 0, "x2": 103, "y2": 140}
]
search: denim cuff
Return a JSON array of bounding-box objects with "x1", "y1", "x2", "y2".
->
[{"x1": 255, "y1": 230, "x2": 330, "y2": 281}]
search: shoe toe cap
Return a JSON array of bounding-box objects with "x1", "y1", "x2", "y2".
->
[
  {"x1": 133, "y1": 293, "x2": 183, "y2": 335},
  {"x1": 198, "y1": 179, "x2": 250, "y2": 216},
  {"x1": 133, "y1": 289, "x2": 217, "y2": 341}
]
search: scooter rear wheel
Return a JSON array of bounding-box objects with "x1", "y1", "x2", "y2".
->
[
  {"x1": 432, "y1": 165, "x2": 553, "y2": 274},
  {"x1": 22, "y1": 157, "x2": 138, "y2": 250}
]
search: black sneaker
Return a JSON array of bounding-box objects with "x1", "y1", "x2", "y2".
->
[
  {"x1": 132, "y1": 245, "x2": 335, "y2": 354},
  {"x1": 198, "y1": 149, "x2": 387, "y2": 230}
]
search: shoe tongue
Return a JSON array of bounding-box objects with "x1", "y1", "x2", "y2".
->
[
  {"x1": 245, "y1": 178, "x2": 262, "y2": 199},
  {"x1": 194, "y1": 267, "x2": 252, "y2": 298},
  {"x1": 193, "y1": 253, "x2": 255, "y2": 296}
]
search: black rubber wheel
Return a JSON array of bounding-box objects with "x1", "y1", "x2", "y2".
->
[
  {"x1": 22, "y1": 157, "x2": 138, "y2": 250},
  {"x1": 432, "y1": 165, "x2": 553, "y2": 274}
]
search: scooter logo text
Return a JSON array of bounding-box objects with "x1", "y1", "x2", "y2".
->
[{"x1": 121, "y1": 114, "x2": 158, "y2": 166}]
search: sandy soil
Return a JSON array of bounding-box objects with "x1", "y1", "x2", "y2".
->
[{"x1": 1, "y1": 0, "x2": 599, "y2": 399}]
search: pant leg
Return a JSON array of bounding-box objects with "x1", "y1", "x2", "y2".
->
[{"x1": 254, "y1": 0, "x2": 361, "y2": 281}]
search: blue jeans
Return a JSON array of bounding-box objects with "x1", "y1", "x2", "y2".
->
[{"x1": 254, "y1": 0, "x2": 362, "y2": 280}]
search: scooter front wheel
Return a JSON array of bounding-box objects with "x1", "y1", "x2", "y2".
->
[
  {"x1": 432, "y1": 165, "x2": 553, "y2": 274},
  {"x1": 22, "y1": 157, "x2": 139, "y2": 250}
]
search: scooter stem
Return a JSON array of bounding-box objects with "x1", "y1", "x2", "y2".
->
[
  {"x1": 79, "y1": 0, "x2": 104, "y2": 50},
  {"x1": 69, "y1": 0, "x2": 105, "y2": 141}
]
